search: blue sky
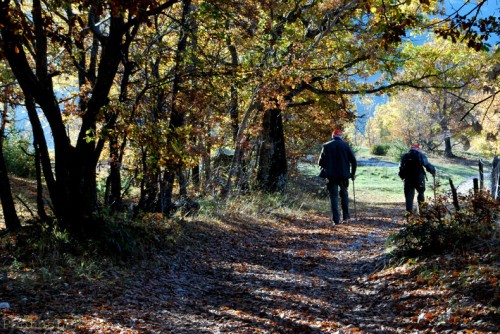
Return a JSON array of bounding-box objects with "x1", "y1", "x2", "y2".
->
[{"x1": 446, "y1": 0, "x2": 499, "y2": 47}]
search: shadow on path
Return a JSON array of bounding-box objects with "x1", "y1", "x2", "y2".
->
[
  {"x1": 3, "y1": 199, "x2": 496, "y2": 333},
  {"x1": 87, "y1": 205, "x2": 407, "y2": 333}
]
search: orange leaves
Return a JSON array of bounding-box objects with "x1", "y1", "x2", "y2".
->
[
  {"x1": 1, "y1": 176, "x2": 498, "y2": 333},
  {"x1": 416, "y1": 311, "x2": 436, "y2": 323}
]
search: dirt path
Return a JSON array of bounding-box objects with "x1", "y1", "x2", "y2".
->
[
  {"x1": 134, "y1": 211, "x2": 402, "y2": 333},
  {"x1": 2, "y1": 201, "x2": 497, "y2": 333},
  {"x1": 32, "y1": 206, "x2": 404, "y2": 333},
  {"x1": 1, "y1": 205, "x2": 403, "y2": 333}
]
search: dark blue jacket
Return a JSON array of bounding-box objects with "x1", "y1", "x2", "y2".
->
[
  {"x1": 399, "y1": 149, "x2": 436, "y2": 183},
  {"x1": 318, "y1": 138, "x2": 357, "y2": 180}
]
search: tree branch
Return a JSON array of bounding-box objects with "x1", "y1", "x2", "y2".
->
[
  {"x1": 458, "y1": 89, "x2": 500, "y2": 121},
  {"x1": 302, "y1": 74, "x2": 470, "y2": 96},
  {"x1": 125, "y1": 0, "x2": 180, "y2": 29},
  {"x1": 88, "y1": 5, "x2": 107, "y2": 42}
]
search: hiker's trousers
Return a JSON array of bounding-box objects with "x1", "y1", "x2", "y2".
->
[
  {"x1": 327, "y1": 179, "x2": 350, "y2": 224},
  {"x1": 404, "y1": 180, "x2": 426, "y2": 212}
]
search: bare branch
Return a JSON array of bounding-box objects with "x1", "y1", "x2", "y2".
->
[
  {"x1": 302, "y1": 74, "x2": 468, "y2": 96},
  {"x1": 458, "y1": 89, "x2": 500, "y2": 121}
]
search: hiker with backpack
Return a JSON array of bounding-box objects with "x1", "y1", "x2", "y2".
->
[
  {"x1": 318, "y1": 130, "x2": 357, "y2": 225},
  {"x1": 398, "y1": 144, "x2": 436, "y2": 215}
]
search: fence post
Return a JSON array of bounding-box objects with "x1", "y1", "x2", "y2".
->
[
  {"x1": 492, "y1": 156, "x2": 499, "y2": 200},
  {"x1": 449, "y1": 178, "x2": 460, "y2": 211},
  {"x1": 473, "y1": 178, "x2": 479, "y2": 195},
  {"x1": 479, "y1": 159, "x2": 484, "y2": 189}
]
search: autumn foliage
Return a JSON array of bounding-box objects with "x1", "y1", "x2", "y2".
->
[
  {"x1": 389, "y1": 190, "x2": 499, "y2": 257},
  {"x1": 0, "y1": 0, "x2": 497, "y2": 235}
]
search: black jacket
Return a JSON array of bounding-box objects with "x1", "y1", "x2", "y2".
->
[
  {"x1": 399, "y1": 149, "x2": 436, "y2": 183},
  {"x1": 318, "y1": 138, "x2": 357, "y2": 180}
]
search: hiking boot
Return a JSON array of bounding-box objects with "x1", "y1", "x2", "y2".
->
[
  {"x1": 405, "y1": 211, "x2": 413, "y2": 222},
  {"x1": 342, "y1": 218, "x2": 351, "y2": 224}
]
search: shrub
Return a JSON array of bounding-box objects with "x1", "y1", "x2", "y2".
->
[
  {"x1": 371, "y1": 144, "x2": 391, "y2": 156},
  {"x1": 84, "y1": 211, "x2": 182, "y2": 259},
  {"x1": 388, "y1": 141, "x2": 409, "y2": 162},
  {"x1": 389, "y1": 191, "x2": 499, "y2": 257},
  {"x1": 3, "y1": 131, "x2": 36, "y2": 178},
  {"x1": 9, "y1": 211, "x2": 182, "y2": 265}
]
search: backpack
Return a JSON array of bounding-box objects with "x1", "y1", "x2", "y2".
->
[{"x1": 399, "y1": 150, "x2": 425, "y2": 180}]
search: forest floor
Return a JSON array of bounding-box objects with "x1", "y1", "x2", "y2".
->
[{"x1": 0, "y1": 174, "x2": 499, "y2": 333}]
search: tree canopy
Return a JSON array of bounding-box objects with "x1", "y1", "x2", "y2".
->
[
  {"x1": 366, "y1": 37, "x2": 499, "y2": 157},
  {"x1": 0, "y1": 0, "x2": 498, "y2": 233}
]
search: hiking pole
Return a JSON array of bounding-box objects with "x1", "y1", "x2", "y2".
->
[{"x1": 352, "y1": 178, "x2": 357, "y2": 222}]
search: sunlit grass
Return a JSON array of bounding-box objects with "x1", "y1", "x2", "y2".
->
[
  {"x1": 355, "y1": 166, "x2": 403, "y2": 203},
  {"x1": 297, "y1": 149, "x2": 482, "y2": 207},
  {"x1": 431, "y1": 157, "x2": 479, "y2": 189},
  {"x1": 196, "y1": 149, "x2": 483, "y2": 224}
]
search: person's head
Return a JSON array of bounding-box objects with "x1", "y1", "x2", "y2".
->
[
  {"x1": 410, "y1": 144, "x2": 420, "y2": 151},
  {"x1": 332, "y1": 129, "x2": 343, "y2": 139}
]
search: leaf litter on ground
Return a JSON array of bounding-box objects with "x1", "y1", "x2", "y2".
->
[{"x1": 0, "y1": 181, "x2": 498, "y2": 333}]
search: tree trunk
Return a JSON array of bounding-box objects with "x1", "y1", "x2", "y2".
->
[
  {"x1": 191, "y1": 165, "x2": 200, "y2": 190},
  {"x1": 256, "y1": 108, "x2": 287, "y2": 192},
  {"x1": 134, "y1": 51, "x2": 167, "y2": 214},
  {"x1": 202, "y1": 139, "x2": 212, "y2": 194},
  {"x1": 221, "y1": 87, "x2": 260, "y2": 199},
  {"x1": 162, "y1": 0, "x2": 192, "y2": 215},
  {"x1": 225, "y1": 30, "x2": 250, "y2": 192},
  {"x1": 226, "y1": 32, "x2": 240, "y2": 144},
  {"x1": 25, "y1": 94, "x2": 52, "y2": 221},
  {"x1": 444, "y1": 136, "x2": 454, "y2": 158},
  {"x1": 33, "y1": 142, "x2": 48, "y2": 221},
  {"x1": 137, "y1": 148, "x2": 160, "y2": 213},
  {"x1": 0, "y1": 152, "x2": 20, "y2": 230},
  {"x1": 160, "y1": 170, "x2": 175, "y2": 216},
  {"x1": 0, "y1": 102, "x2": 20, "y2": 230},
  {"x1": 105, "y1": 137, "x2": 123, "y2": 210},
  {"x1": 439, "y1": 88, "x2": 455, "y2": 158}
]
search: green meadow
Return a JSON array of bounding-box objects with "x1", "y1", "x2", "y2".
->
[{"x1": 300, "y1": 148, "x2": 482, "y2": 208}]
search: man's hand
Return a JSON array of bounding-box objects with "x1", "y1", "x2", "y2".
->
[{"x1": 351, "y1": 175, "x2": 356, "y2": 181}]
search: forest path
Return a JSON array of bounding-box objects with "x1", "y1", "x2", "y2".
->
[
  {"x1": 2, "y1": 199, "x2": 498, "y2": 333},
  {"x1": 66, "y1": 205, "x2": 407, "y2": 333},
  {"x1": 1, "y1": 204, "x2": 405, "y2": 333}
]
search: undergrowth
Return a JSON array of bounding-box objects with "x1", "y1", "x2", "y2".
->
[
  {"x1": 389, "y1": 190, "x2": 499, "y2": 258},
  {"x1": 0, "y1": 213, "x2": 183, "y2": 283}
]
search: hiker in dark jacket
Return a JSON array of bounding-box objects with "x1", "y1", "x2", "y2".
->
[
  {"x1": 399, "y1": 144, "x2": 436, "y2": 214},
  {"x1": 318, "y1": 130, "x2": 357, "y2": 225}
]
